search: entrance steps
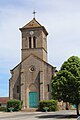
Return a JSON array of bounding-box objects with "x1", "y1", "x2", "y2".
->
[{"x1": 23, "y1": 108, "x2": 38, "y2": 112}]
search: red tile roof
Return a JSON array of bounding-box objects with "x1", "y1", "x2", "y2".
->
[{"x1": 0, "y1": 97, "x2": 9, "y2": 104}]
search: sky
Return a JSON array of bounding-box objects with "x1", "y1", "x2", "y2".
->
[{"x1": 0, "y1": 0, "x2": 80, "y2": 97}]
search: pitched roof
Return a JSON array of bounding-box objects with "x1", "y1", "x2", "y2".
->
[
  {"x1": 22, "y1": 18, "x2": 42, "y2": 28},
  {"x1": 19, "y1": 18, "x2": 48, "y2": 35},
  {"x1": 11, "y1": 53, "x2": 56, "y2": 71},
  {"x1": 0, "y1": 97, "x2": 9, "y2": 104}
]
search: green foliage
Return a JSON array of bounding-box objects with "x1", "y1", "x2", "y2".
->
[
  {"x1": 7, "y1": 99, "x2": 23, "y2": 111},
  {"x1": 39, "y1": 100, "x2": 58, "y2": 111},
  {"x1": 52, "y1": 70, "x2": 78, "y2": 103},
  {"x1": 51, "y1": 56, "x2": 80, "y2": 115},
  {"x1": 61, "y1": 56, "x2": 80, "y2": 77},
  {"x1": 0, "y1": 107, "x2": 7, "y2": 112}
]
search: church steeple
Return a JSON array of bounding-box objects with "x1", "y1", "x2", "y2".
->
[{"x1": 20, "y1": 17, "x2": 48, "y2": 62}]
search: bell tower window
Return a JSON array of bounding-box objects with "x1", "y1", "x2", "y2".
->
[
  {"x1": 33, "y1": 36, "x2": 36, "y2": 48},
  {"x1": 29, "y1": 37, "x2": 31, "y2": 48}
]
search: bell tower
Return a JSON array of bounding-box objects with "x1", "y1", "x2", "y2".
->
[{"x1": 20, "y1": 17, "x2": 48, "y2": 62}]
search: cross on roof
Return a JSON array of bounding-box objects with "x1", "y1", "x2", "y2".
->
[{"x1": 32, "y1": 10, "x2": 36, "y2": 19}]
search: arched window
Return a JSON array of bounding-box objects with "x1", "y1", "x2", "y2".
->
[
  {"x1": 33, "y1": 36, "x2": 36, "y2": 48},
  {"x1": 47, "y1": 84, "x2": 50, "y2": 92},
  {"x1": 29, "y1": 37, "x2": 31, "y2": 48}
]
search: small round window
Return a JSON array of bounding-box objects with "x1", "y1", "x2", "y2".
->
[{"x1": 29, "y1": 66, "x2": 35, "y2": 72}]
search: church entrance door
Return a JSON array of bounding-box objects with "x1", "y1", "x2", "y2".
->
[{"x1": 29, "y1": 92, "x2": 38, "y2": 108}]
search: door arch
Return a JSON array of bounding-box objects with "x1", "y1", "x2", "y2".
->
[{"x1": 29, "y1": 84, "x2": 38, "y2": 108}]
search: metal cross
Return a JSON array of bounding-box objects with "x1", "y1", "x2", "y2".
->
[{"x1": 32, "y1": 10, "x2": 36, "y2": 18}]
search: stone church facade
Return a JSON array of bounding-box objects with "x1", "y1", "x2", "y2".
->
[{"x1": 9, "y1": 17, "x2": 56, "y2": 109}]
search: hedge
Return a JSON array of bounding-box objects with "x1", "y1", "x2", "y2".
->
[
  {"x1": 7, "y1": 99, "x2": 23, "y2": 111},
  {"x1": 0, "y1": 107, "x2": 7, "y2": 112},
  {"x1": 39, "y1": 100, "x2": 58, "y2": 111}
]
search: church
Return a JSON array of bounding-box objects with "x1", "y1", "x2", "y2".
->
[{"x1": 9, "y1": 14, "x2": 56, "y2": 109}]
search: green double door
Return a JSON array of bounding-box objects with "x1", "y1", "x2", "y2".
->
[{"x1": 29, "y1": 92, "x2": 38, "y2": 108}]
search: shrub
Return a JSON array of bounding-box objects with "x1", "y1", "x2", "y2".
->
[
  {"x1": 39, "y1": 100, "x2": 58, "y2": 111},
  {"x1": 0, "y1": 107, "x2": 7, "y2": 112},
  {"x1": 7, "y1": 99, "x2": 23, "y2": 112}
]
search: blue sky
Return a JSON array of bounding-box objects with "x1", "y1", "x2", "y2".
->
[{"x1": 0, "y1": 0, "x2": 80, "y2": 97}]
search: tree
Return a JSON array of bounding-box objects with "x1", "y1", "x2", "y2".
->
[{"x1": 51, "y1": 56, "x2": 80, "y2": 115}]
